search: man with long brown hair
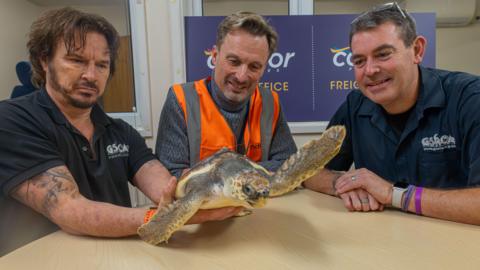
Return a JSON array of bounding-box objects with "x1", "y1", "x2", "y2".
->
[{"x1": 0, "y1": 7, "x2": 239, "y2": 255}]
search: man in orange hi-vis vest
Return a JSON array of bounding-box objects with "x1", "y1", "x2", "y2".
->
[{"x1": 156, "y1": 12, "x2": 297, "y2": 178}]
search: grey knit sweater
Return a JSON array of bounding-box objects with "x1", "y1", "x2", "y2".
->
[{"x1": 155, "y1": 77, "x2": 297, "y2": 178}]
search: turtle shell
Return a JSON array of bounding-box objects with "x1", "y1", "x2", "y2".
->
[{"x1": 175, "y1": 148, "x2": 272, "y2": 209}]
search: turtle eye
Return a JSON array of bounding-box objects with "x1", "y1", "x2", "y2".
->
[{"x1": 242, "y1": 184, "x2": 255, "y2": 197}]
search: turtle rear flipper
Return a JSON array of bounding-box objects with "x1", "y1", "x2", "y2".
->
[
  {"x1": 137, "y1": 191, "x2": 207, "y2": 245},
  {"x1": 269, "y1": 125, "x2": 346, "y2": 197}
]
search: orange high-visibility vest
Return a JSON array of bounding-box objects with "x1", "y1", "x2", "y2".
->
[{"x1": 172, "y1": 77, "x2": 280, "y2": 165}]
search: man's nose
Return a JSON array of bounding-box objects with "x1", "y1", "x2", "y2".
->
[
  {"x1": 81, "y1": 62, "x2": 98, "y2": 81},
  {"x1": 364, "y1": 59, "x2": 380, "y2": 76},
  {"x1": 235, "y1": 65, "x2": 249, "y2": 82}
]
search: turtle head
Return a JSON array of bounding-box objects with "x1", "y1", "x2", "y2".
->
[
  {"x1": 231, "y1": 171, "x2": 270, "y2": 208},
  {"x1": 216, "y1": 155, "x2": 272, "y2": 208}
]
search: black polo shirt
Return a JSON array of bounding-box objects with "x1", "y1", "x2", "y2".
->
[
  {"x1": 0, "y1": 89, "x2": 156, "y2": 205},
  {"x1": 326, "y1": 66, "x2": 480, "y2": 188}
]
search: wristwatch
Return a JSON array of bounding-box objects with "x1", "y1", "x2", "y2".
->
[{"x1": 391, "y1": 182, "x2": 409, "y2": 208}]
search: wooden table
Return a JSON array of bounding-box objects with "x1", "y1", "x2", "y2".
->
[{"x1": 1, "y1": 190, "x2": 479, "y2": 269}]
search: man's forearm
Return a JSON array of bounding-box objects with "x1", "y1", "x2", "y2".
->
[
  {"x1": 303, "y1": 169, "x2": 344, "y2": 196},
  {"x1": 11, "y1": 166, "x2": 147, "y2": 237},
  {"x1": 133, "y1": 159, "x2": 174, "y2": 204},
  {"x1": 53, "y1": 198, "x2": 146, "y2": 237},
  {"x1": 404, "y1": 187, "x2": 480, "y2": 225}
]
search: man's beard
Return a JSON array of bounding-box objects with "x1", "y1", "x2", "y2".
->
[{"x1": 47, "y1": 63, "x2": 99, "y2": 109}]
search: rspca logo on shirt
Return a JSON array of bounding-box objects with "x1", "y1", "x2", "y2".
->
[
  {"x1": 106, "y1": 143, "x2": 129, "y2": 159},
  {"x1": 421, "y1": 134, "x2": 456, "y2": 151}
]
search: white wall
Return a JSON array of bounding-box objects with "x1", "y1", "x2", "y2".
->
[
  {"x1": 143, "y1": 0, "x2": 172, "y2": 148},
  {"x1": 437, "y1": 23, "x2": 480, "y2": 74},
  {"x1": 0, "y1": 0, "x2": 40, "y2": 100}
]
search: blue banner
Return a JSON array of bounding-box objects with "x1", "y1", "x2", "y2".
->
[{"x1": 185, "y1": 14, "x2": 436, "y2": 122}]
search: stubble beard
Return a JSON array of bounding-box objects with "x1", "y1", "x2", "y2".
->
[{"x1": 47, "y1": 63, "x2": 99, "y2": 109}]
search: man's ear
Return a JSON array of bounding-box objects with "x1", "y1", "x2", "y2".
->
[
  {"x1": 40, "y1": 56, "x2": 48, "y2": 72},
  {"x1": 211, "y1": 45, "x2": 218, "y2": 66},
  {"x1": 412, "y1": 35, "x2": 427, "y2": 64}
]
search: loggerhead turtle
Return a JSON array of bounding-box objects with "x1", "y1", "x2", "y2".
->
[{"x1": 138, "y1": 125, "x2": 346, "y2": 244}]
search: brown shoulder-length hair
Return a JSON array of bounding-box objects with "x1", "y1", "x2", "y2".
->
[{"x1": 27, "y1": 7, "x2": 119, "y2": 88}]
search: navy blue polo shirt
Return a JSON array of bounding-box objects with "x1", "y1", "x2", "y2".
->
[
  {"x1": 0, "y1": 89, "x2": 156, "y2": 205},
  {"x1": 326, "y1": 66, "x2": 480, "y2": 188}
]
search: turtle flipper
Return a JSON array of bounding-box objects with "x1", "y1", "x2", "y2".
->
[
  {"x1": 235, "y1": 209, "x2": 253, "y2": 217},
  {"x1": 137, "y1": 192, "x2": 207, "y2": 245},
  {"x1": 269, "y1": 125, "x2": 346, "y2": 197}
]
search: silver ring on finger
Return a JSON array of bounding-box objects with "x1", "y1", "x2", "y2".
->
[
  {"x1": 351, "y1": 175, "x2": 357, "y2": 182},
  {"x1": 360, "y1": 198, "x2": 369, "y2": 204}
]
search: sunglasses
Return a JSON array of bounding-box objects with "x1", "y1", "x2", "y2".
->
[{"x1": 351, "y1": 2, "x2": 407, "y2": 25}]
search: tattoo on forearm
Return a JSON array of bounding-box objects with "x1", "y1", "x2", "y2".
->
[
  {"x1": 41, "y1": 169, "x2": 78, "y2": 212},
  {"x1": 12, "y1": 166, "x2": 79, "y2": 219}
]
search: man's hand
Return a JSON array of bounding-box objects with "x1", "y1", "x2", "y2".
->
[
  {"x1": 181, "y1": 168, "x2": 191, "y2": 176},
  {"x1": 338, "y1": 189, "x2": 384, "y2": 212},
  {"x1": 335, "y1": 168, "x2": 393, "y2": 205},
  {"x1": 156, "y1": 176, "x2": 177, "y2": 207}
]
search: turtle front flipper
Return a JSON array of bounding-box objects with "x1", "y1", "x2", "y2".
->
[
  {"x1": 269, "y1": 125, "x2": 346, "y2": 197},
  {"x1": 137, "y1": 191, "x2": 207, "y2": 245}
]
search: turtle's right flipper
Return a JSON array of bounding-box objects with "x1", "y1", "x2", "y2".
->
[
  {"x1": 137, "y1": 192, "x2": 206, "y2": 245},
  {"x1": 269, "y1": 125, "x2": 346, "y2": 197}
]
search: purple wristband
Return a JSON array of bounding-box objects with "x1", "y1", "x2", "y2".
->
[
  {"x1": 415, "y1": 187, "x2": 423, "y2": 215},
  {"x1": 402, "y1": 185, "x2": 415, "y2": 212}
]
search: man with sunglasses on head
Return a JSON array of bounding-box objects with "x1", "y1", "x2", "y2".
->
[
  {"x1": 156, "y1": 12, "x2": 296, "y2": 178},
  {"x1": 305, "y1": 2, "x2": 480, "y2": 225}
]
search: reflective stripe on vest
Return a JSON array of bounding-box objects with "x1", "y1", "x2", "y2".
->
[{"x1": 171, "y1": 78, "x2": 279, "y2": 165}]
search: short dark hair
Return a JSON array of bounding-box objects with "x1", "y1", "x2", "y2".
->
[
  {"x1": 27, "y1": 7, "x2": 119, "y2": 88},
  {"x1": 349, "y1": 2, "x2": 417, "y2": 48},
  {"x1": 216, "y1": 11, "x2": 278, "y2": 56}
]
